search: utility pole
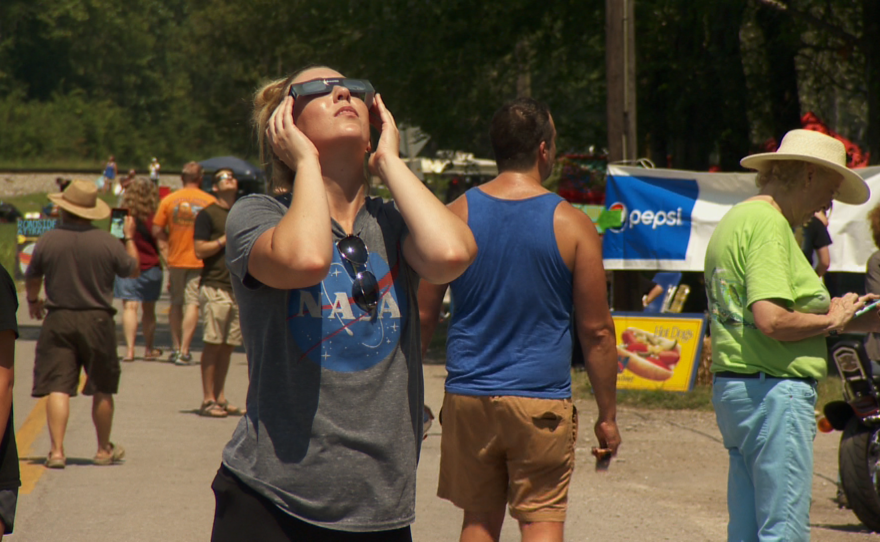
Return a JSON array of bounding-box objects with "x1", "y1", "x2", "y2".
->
[
  {"x1": 606, "y1": 0, "x2": 637, "y2": 163},
  {"x1": 607, "y1": 0, "x2": 639, "y2": 311}
]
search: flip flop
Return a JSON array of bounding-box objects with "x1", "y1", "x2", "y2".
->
[
  {"x1": 93, "y1": 443, "x2": 125, "y2": 466},
  {"x1": 199, "y1": 400, "x2": 228, "y2": 418},
  {"x1": 45, "y1": 455, "x2": 66, "y2": 469},
  {"x1": 143, "y1": 348, "x2": 163, "y2": 361},
  {"x1": 121, "y1": 356, "x2": 136, "y2": 363}
]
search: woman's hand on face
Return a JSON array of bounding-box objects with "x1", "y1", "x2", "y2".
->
[
  {"x1": 267, "y1": 95, "x2": 319, "y2": 171},
  {"x1": 828, "y1": 292, "x2": 864, "y2": 329},
  {"x1": 368, "y1": 94, "x2": 400, "y2": 175}
]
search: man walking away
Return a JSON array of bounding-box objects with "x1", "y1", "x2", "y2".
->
[
  {"x1": 26, "y1": 180, "x2": 139, "y2": 468},
  {"x1": 153, "y1": 162, "x2": 216, "y2": 365},
  {"x1": 192, "y1": 169, "x2": 243, "y2": 418},
  {"x1": 419, "y1": 98, "x2": 621, "y2": 542}
]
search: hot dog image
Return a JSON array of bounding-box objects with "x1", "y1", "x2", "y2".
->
[{"x1": 617, "y1": 327, "x2": 681, "y2": 381}]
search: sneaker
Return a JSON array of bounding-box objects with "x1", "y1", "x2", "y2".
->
[
  {"x1": 174, "y1": 352, "x2": 194, "y2": 366},
  {"x1": 168, "y1": 350, "x2": 180, "y2": 364}
]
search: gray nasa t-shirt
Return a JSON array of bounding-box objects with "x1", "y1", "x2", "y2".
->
[{"x1": 222, "y1": 194, "x2": 423, "y2": 531}]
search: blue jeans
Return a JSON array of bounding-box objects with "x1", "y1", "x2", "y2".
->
[{"x1": 712, "y1": 374, "x2": 818, "y2": 542}]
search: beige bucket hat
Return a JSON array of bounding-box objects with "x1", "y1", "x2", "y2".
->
[
  {"x1": 740, "y1": 129, "x2": 869, "y2": 205},
  {"x1": 48, "y1": 179, "x2": 111, "y2": 220}
]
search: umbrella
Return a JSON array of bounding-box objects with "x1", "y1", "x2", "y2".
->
[{"x1": 198, "y1": 156, "x2": 266, "y2": 197}]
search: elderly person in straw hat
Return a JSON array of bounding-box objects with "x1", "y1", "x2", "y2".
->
[
  {"x1": 24, "y1": 180, "x2": 139, "y2": 469},
  {"x1": 705, "y1": 129, "x2": 880, "y2": 541}
]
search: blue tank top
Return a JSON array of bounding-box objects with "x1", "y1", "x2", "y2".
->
[{"x1": 445, "y1": 188, "x2": 573, "y2": 399}]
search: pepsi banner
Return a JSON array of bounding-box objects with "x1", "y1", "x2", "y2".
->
[
  {"x1": 603, "y1": 166, "x2": 758, "y2": 271},
  {"x1": 602, "y1": 165, "x2": 880, "y2": 272}
]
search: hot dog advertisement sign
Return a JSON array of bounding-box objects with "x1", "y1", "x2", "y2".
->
[{"x1": 613, "y1": 313, "x2": 707, "y2": 392}]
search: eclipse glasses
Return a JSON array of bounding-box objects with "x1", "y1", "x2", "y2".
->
[{"x1": 288, "y1": 78, "x2": 375, "y2": 109}]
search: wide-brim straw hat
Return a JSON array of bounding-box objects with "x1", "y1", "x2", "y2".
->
[
  {"x1": 740, "y1": 129, "x2": 869, "y2": 205},
  {"x1": 48, "y1": 179, "x2": 111, "y2": 220}
]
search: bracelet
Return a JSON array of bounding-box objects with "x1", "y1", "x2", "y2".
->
[
  {"x1": 27, "y1": 298, "x2": 38, "y2": 304},
  {"x1": 123, "y1": 237, "x2": 134, "y2": 242}
]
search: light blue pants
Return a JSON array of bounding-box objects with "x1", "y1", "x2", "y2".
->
[{"x1": 712, "y1": 374, "x2": 818, "y2": 542}]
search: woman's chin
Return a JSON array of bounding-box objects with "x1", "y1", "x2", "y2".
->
[{"x1": 312, "y1": 131, "x2": 370, "y2": 154}]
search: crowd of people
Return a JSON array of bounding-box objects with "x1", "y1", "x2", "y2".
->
[{"x1": 3, "y1": 66, "x2": 880, "y2": 542}]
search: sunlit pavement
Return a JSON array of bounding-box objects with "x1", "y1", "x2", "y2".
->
[{"x1": 8, "y1": 289, "x2": 874, "y2": 541}]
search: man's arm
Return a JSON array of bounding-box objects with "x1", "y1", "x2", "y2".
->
[
  {"x1": 417, "y1": 195, "x2": 469, "y2": 358},
  {"x1": 418, "y1": 282, "x2": 448, "y2": 359},
  {"x1": 814, "y1": 246, "x2": 830, "y2": 277},
  {"x1": 194, "y1": 236, "x2": 225, "y2": 260},
  {"x1": 25, "y1": 277, "x2": 45, "y2": 320},
  {"x1": 193, "y1": 210, "x2": 223, "y2": 260},
  {"x1": 566, "y1": 206, "x2": 621, "y2": 456}
]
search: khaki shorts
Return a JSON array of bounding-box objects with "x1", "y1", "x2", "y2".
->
[
  {"x1": 199, "y1": 285, "x2": 242, "y2": 346},
  {"x1": 32, "y1": 310, "x2": 121, "y2": 397},
  {"x1": 169, "y1": 267, "x2": 201, "y2": 306},
  {"x1": 438, "y1": 393, "x2": 578, "y2": 523}
]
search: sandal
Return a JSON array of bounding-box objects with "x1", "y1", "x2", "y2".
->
[
  {"x1": 199, "y1": 400, "x2": 228, "y2": 418},
  {"x1": 143, "y1": 348, "x2": 163, "y2": 361},
  {"x1": 45, "y1": 454, "x2": 66, "y2": 469},
  {"x1": 93, "y1": 443, "x2": 125, "y2": 466},
  {"x1": 217, "y1": 400, "x2": 245, "y2": 416}
]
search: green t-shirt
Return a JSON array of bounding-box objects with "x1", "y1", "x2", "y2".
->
[{"x1": 704, "y1": 200, "x2": 829, "y2": 379}]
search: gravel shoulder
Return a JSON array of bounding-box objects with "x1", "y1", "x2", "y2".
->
[
  {"x1": 0, "y1": 172, "x2": 182, "y2": 199},
  {"x1": 419, "y1": 364, "x2": 878, "y2": 541}
]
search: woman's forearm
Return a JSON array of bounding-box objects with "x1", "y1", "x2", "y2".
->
[
  {"x1": 247, "y1": 160, "x2": 334, "y2": 289},
  {"x1": 377, "y1": 154, "x2": 476, "y2": 281},
  {"x1": 751, "y1": 299, "x2": 838, "y2": 341},
  {"x1": 276, "y1": 160, "x2": 333, "y2": 263}
]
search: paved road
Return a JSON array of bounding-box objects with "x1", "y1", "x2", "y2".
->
[{"x1": 8, "y1": 289, "x2": 878, "y2": 541}]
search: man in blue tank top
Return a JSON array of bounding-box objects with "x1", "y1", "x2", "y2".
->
[{"x1": 419, "y1": 98, "x2": 621, "y2": 542}]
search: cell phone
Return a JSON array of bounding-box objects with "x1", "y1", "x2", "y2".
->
[
  {"x1": 109, "y1": 208, "x2": 128, "y2": 239},
  {"x1": 592, "y1": 447, "x2": 613, "y2": 472},
  {"x1": 855, "y1": 298, "x2": 880, "y2": 318}
]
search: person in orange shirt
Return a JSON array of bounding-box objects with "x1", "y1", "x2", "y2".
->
[{"x1": 152, "y1": 162, "x2": 217, "y2": 365}]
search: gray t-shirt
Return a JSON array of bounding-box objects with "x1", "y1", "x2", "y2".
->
[{"x1": 222, "y1": 194, "x2": 422, "y2": 532}]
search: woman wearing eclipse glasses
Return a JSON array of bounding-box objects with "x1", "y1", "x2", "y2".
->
[{"x1": 209, "y1": 66, "x2": 476, "y2": 541}]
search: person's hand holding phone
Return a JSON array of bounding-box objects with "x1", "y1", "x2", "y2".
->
[
  {"x1": 109, "y1": 208, "x2": 129, "y2": 239},
  {"x1": 122, "y1": 214, "x2": 136, "y2": 241}
]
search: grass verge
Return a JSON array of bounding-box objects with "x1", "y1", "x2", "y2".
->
[{"x1": 573, "y1": 370, "x2": 845, "y2": 413}]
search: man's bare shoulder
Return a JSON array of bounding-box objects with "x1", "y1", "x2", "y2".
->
[
  {"x1": 447, "y1": 192, "x2": 469, "y2": 221},
  {"x1": 554, "y1": 200, "x2": 599, "y2": 235}
]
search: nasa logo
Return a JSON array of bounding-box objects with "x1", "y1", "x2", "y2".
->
[{"x1": 287, "y1": 250, "x2": 406, "y2": 373}]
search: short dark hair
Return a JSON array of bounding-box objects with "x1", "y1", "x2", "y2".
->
[
  {"x1": 489, "y1": 98, "x2": 554, "y2": 172},
  {"x1": 181, "y1": 161, "x2": 203, "y2": 185}
]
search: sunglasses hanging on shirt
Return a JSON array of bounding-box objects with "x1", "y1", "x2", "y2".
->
[{"x1": 336, "y1": 234, "x2": 380, "y2": 313}]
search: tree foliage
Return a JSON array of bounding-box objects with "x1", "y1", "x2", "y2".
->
[{"x1": 0, "y1": 0, "x2": 877, "y2": 170}]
